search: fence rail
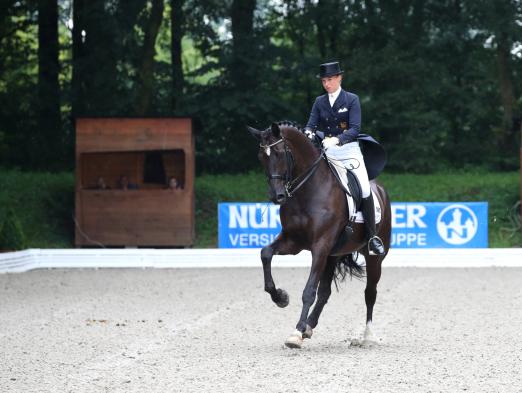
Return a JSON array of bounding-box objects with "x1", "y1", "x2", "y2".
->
[{"x1": 1, "y1": 248, "x2": 522, "y2": 273}]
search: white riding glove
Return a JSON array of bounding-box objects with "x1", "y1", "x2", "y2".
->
[
  {"x1": 304, "y1": 129, "x2": 315, "y2": 140},
  {"x1": 322, "y1": 137, "x2": 339, "y2": 149}
]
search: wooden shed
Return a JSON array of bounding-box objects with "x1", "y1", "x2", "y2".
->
[{"x1": 75, "y1": 118, "x2": 195, "y2": 247}]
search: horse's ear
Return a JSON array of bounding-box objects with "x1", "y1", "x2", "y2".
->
[
  {"x1": 247, "y1": 126, "x2": 261, "y2": 141},
  {"x1": 271, "y1": 122, "x2": 281, "y2": 138}
]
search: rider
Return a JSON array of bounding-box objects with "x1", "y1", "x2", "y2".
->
[{"x1": 304, "y1": 61, "x2": 385, "y2": 256}]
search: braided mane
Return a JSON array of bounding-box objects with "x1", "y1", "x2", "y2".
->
[{"x1": 263, "y1": 120, "x2": 304, "y2": 133}]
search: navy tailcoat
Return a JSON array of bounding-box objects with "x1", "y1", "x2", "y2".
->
[{"x1": 306, "y1": 89, "x2": 386, "y2": 180}]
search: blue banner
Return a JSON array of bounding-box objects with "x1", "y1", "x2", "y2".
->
[{"x1": 218, "y1": 202, "x2": 488, "y2": 248}]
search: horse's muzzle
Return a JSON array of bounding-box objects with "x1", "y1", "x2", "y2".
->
[{"x1": 275, "y1": 193, "x2": 286, "y2": 204}]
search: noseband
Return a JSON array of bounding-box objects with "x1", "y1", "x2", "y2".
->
[{"x1": 260, "y1": 137, "x2": 323, "y2": 198}]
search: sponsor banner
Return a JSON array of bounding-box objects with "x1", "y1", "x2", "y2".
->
[
  {"x1": 391, "y1": 202, "x2": 488, "y2": 248},
  {"x1": 218, "y1": 203, "x2": 281, "y2": 248},
  {"x1": 218, "y1": 202, "x2": 488, "y2": 248}
]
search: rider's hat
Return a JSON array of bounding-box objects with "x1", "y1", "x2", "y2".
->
[{"x1": 317, "y1": 61, "x2": 344, "y2": 78}]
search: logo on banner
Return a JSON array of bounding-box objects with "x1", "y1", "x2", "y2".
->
[{"x1": 436, "y1": 204, "x2": 478, "y2": 245}]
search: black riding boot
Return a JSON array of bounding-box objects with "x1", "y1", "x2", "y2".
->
[{"x1": 361, "y1": 194, "x2": 385, "y2": 256}]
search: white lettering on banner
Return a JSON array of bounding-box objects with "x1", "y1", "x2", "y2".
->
[
  {"x1": 269, "y1": 205, "x2": 281, "y2": 228},
  {"x1": 392, "y1": 232, "x2": 427, "y2": 246},
  {"x1": 228, "y1": 204, "x2": 281, "y2": 229},
  {"x1": 229, "y1": 205, "x2": 248, "y2": 228},
  {"x1": 229, "y1": 233, "x2": 278, "y2": 247},
  {"x1": 392, "y1": 204, "x2": 427, "y2": 228}
]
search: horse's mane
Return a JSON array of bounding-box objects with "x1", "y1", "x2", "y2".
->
[
  {"x1": 262, "y1": 120, "x2": 303, "y2": 134},
  {"x1": 263, "y1": 120, "x2": 315, "y2": 150}
]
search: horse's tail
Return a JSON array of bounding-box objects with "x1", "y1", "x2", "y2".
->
[{"x1": 333, "y1": 253, "x2": 365, "y2": 290}]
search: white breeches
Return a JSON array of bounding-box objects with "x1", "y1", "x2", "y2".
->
[{"x1": 325, "y1": 141, "x2": 371, "y2": 198}]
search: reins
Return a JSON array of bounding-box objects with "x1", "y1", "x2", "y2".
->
[{"x1": 285, "y1": 152, "x2": 323, "y2": 197}]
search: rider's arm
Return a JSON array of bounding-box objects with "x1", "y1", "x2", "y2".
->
[
  {"x1": 305, "y1": 97, "x2": 320, "y2": 131},
  {"x1": 338, "y1": 95, "x2": 361, "y2": 145}
]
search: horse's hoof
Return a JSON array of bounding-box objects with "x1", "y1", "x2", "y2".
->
[
  {"x1": 302, "y1": 324, "x2": 313, "y2": 339},
  {"x1": 284, "y1": 330, "x2": 303, "y2": 349},
  {"x1": 350, "y1": 338, "x2": 376, "y2": 347},
  {"x1": 275, "y1": 288, "x2": 289, "y2": 308},
  {"x1": 362, "y1": 339, "x2": 377, "y2": 347}
]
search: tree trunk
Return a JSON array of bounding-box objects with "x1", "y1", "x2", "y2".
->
[
  {"x1": 230, "y1": 0, "x2": 256, "y2": 89},
  {"x1": 38, "y1": 0, "x2": 61, "y2": 164},
  {"x1": 72, "y1": 0, "x2": 86, "y2": 116},
  {"x1": 327, "y1": 0, "x2": 341, "y2": 56},
  {"x1": 134, "y1": 0, "x2": 165, "y2": 115},
  {"x1": 74, "y1": 0, "x2": 119, "y2": 115},
  {"x1": 314, "y1": 0, "x2": 327, "y2": 59},
  {"x1": 496, "y1": 32, "x2": 515, "y2": 149},
  {"x1": 171, "y1": 0, "x2": 184, "y2": 112}
]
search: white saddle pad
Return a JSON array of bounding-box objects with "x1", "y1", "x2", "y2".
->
[{"x1": 329, "y1": 161, "x2": 382, "y2": 224}]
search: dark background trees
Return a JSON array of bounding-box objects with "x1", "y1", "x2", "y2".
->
[{"x1": 0, "y1": 0, "x2": 521, "y2": 174}]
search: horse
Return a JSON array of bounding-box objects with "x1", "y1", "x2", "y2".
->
[{"x1": 247, "y1": 121, "x2": 392, "y2": 349}]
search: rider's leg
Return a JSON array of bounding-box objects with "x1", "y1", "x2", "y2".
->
[
  {"x1": 341, "y1": 142, "x2": 385, "y2": 256},
  {"x1": 361, "y1": 193, "x2": 385, "y2": 255}
]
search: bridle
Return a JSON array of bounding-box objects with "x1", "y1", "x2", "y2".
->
[{"x1": 260, "y1": 137, "x2": 324, "y2": 198}]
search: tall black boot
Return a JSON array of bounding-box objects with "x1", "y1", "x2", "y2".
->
[{"x1": 361, "y1": 194, "x2": 385, "y2": 256}]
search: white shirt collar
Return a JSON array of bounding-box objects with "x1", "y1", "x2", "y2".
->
[{"x1": 328, "y1": 87, "x2": 342, "y2": 107}]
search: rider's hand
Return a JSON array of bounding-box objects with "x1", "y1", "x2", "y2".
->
[
  {"x1": 304, "y1": 128, "x2": 315, "y2": 140},
  {"x1": 322, "y1": 137, "x2": 339, "y2": 149}
]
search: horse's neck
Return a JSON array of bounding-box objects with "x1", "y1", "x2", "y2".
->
[
  {"x1": 287, "y1": 138, "x2": 320, "y2": 174},
  {"x1": 287, "y1": 137, "x2": 334, "y2": 206}
]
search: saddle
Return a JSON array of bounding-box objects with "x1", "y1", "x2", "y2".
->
[
  {"x1": 325, "y1": 154, "x2": 382, "y2": 257},
  {"x1": 327, "y1": 160, "x2": 362, "y2": 212}
]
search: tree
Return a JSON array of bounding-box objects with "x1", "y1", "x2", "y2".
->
[
  {"x1": 171, "y1": 0, "x2": 185, "y2": 111},
  {"x1": 230, "y1": 0, "x2": 256, "y2": 89},
  {"x1": 38, "y1": 0, "x2": 61, "y2": 166},
  {"x1": 134, "y1": 0, "x2": 165, "y2": 115}
]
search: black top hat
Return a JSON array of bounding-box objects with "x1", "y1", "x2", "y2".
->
[{"x1": 317, "y1": 61, "x2": 344, "y2": 78}]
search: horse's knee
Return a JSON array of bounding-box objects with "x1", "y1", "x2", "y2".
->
[{"x1": 261, "y1": 246, "x2": 273, "y2": 263}]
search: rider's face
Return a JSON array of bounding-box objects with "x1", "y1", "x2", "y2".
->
[{"x1": 321, "y1": 74, "x2": 342, "y2": 94}]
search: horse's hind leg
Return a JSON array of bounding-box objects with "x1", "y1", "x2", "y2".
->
[
  {"x1": 261, "y1": 234, "x2": 300, "y2": 308},
  {"x1": 360, "y1": 253, "x2": 383, "y2": 345},
  {"x1": 304, "y1": 257, "x2": 337, "y2": 338}
]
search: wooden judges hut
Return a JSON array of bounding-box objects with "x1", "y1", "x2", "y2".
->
[{"x1": 75, "y1": 118, "x2": 195, "y2": 247}]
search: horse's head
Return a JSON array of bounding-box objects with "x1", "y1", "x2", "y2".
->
[{"x1": 248, "y1": 122, "x2": 295, "y2": 204}]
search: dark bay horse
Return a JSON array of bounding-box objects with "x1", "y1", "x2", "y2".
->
[{"x1": 248, "y1": 122, "x2": 392, "y2": 348}]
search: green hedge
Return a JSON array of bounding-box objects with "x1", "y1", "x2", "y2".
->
[
  {"x1": 0, "y1": 207, "x2": 27, "y2": 250},
  {"x1": 0, "y1": 169, "x2": 520, "y2": 248},
  {"x1": 195, "y1": 170, "x2": 521, "y2": 248}
]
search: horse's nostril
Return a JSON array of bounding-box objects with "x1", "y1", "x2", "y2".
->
[{"x1": 276, "y1": 194, "x2": 286, "y2": 203}]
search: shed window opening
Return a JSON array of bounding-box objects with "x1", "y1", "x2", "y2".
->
[{"x1": 80, "y1": 149, "x2": 186, "y2": 190}]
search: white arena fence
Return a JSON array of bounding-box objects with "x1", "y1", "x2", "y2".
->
[{"x1": 0, "y1": 248, "x2": 521, "y2": 273}]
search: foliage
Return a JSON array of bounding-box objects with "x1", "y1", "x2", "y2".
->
[
  {"x1": 0, "y1": 207, "x2": 27, "y2": 251},
  {"x1": 0, "y1": 0, "x2": 521, "y2": 174},
  {"x1": 0, "y1": 169, "x2": 519, "y2": 248},
  {"x1": 0, "y1": 170, "x2": 74, "y2": 248},
  {"x1": 196, "y1": 169, "x2": 522, "y2": 248}
]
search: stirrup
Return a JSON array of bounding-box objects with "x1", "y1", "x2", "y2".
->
[{"x1": 368, "y1": 236, "x2": 385, "y2": 256}]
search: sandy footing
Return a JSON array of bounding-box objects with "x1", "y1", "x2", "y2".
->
[{"x1": 1, "y1": 267, "x2": 521, "y2": 392}]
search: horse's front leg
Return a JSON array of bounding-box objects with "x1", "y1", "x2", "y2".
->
[
  {"x1": 285, "y1": 247, "x2": 330, "y2": 348},
  {"x1": 260, "y1": 233, "x2": 300, "y2": 308},
  {"x1": 303, "y1": 257, "x2": 337, "y2": 339}
]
